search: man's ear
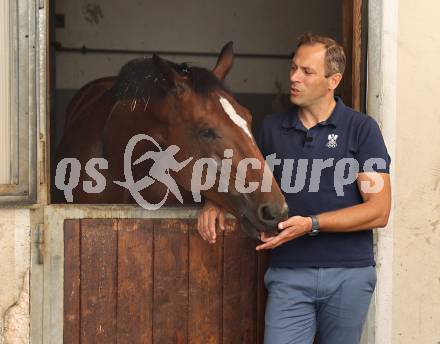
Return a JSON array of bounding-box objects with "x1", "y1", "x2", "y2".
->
[
  {"x1": 212, "y1": 41, "x2": 234, "y2": 81},
  {"x1": 152, "y1": 53, "x2": 188, "y2": 95},
  {"x1": 328, "y1": 73, "x2": 343, "y2": 91}
]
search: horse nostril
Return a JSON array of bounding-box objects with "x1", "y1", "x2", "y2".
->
[
  {"x1": 258, "y1": 202, "x2": 289, "y2": 224},
  {"x1": 259, "y1": 205, "x2": 276, "y2": 222}
]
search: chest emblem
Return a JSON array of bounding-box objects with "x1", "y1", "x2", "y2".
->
[{"x1": 326, "y1": 134, "x2": 338, "y2": 148}]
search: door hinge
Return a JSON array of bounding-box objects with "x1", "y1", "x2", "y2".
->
[{"x1": 36, "y1": 223, "x2": 45, "y2": 264}]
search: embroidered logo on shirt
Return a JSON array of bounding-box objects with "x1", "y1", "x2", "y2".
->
[{"x1": 326, "y1": 134, "x2": 338, "y2": 148}]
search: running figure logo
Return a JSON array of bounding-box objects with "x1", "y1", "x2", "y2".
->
[{"x1": 114, "y1": 134, "x2": 193, "y2": 210}]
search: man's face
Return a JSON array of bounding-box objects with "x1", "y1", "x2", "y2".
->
[{"x1": 289, "y1": 43, "x2": 333, "y2": 107}]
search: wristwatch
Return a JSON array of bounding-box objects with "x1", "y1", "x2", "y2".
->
[{"x1": 308, "y1": 215, "x2": 320, "y2": 236}]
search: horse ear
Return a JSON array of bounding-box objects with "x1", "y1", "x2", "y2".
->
[
  {"x1": 152, "y1": 53, "x2": 188, "y2": 94},
  {"x1": 212, "y1": 41, "x2": 234, "y2": 81}
]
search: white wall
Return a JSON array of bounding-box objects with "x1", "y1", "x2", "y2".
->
[
  {"x1": 391, "y1": 0, "x2": 440, "y2": 342},
  {"x1": 55, "y1": 0, "x2": 342, "y2": 93}
]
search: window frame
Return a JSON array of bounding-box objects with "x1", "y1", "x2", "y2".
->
[{"x1": 0, "y1": 0, "x2": 38, "y2": 204}]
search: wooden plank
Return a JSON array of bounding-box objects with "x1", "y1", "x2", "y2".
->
[
  {"x1": 341, "y1": 0, "x2": 364, "y2": 111},
  {"x1": 64, "y1": 219, "x2": 81, "y2": 344},
  {"x1": 188, "y1": 219, "x2": 223, "y2": 344},
  {"x1": 80, "y1": 219, "x2": 118, "y2": 343},
  {"x1": 351, "y1": 0, "x2": 363, "y2": 111},
  {"x1": 359, "y1": 0, "x2": 369, "y2": 114},
  {"x1": 153, "y1": 219, "x2": 189, "y2": 344},
  {"x1": 117, "y1": 219, "x2": 154, "y2": 344},
  {"x1": 222, "y1": 220, "x2": 258, "y2": 343},
  {"x1": 341, "y1": 0, "x2": 354, "y2": 108}
]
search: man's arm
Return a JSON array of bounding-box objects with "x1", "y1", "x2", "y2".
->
[
  {"x1": 197, "y1": 200, "x2": 226, "y2": 244},
  {"x1": 316, "y1": 172, "x2": 391, "y2": 232},
  {"x1": 256, "y1": 172, "x2": 391, "y2": 250}
]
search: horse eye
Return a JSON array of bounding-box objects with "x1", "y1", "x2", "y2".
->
[{"x1": 198, "y1": 128, "x2": 217, "y2": 141}]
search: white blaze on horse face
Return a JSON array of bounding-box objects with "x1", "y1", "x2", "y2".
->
[{"x1": 219, "y1": 97, "x2": 252, "y2": 139}]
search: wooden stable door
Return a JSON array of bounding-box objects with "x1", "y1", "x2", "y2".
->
[
  {"x1": 340, "y1": 0, "x2": 367, "y2": 112},
  {"x1": 63, "y1": 218, "x2": 267, "y2": 343}
]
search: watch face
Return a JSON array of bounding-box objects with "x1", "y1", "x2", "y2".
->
[{"x1": 309, "y1": 229, "x2": 319, "y2": 236}]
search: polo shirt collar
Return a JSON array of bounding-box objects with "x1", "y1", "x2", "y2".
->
[{"x1": 281, "y1": 96, "x2": 345, "y2": 130}]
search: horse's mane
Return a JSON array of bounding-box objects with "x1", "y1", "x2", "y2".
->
[{"x1": 110, "y1": 56, "x2": 228, "y2": 104}]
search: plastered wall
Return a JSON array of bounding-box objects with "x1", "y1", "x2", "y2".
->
[
  {"x1": 392, "y1": 0, "x2": 440, "y2": 342},
  {"x1": 0, "y1": 209, "x2": 30, "y2": 344}
]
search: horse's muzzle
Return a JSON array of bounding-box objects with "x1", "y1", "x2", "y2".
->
[
  {"x1": 240, "y1": 201, "x2": 289, "y2": 240},
  {"x1": 258, "y1": 203, "x2": 289, "y2": 227}
]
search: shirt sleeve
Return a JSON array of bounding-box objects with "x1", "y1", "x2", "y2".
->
[{"x1": 356, "y1": 116, "x2": 391, "y2": 173}]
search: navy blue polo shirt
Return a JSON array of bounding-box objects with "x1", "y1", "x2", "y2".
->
[{"x1": 257, "y1": 97, "x2": 390, "y2": 268}]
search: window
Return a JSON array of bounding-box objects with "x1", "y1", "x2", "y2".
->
[{"x1": 0, "y1": 0, "x2": 38, "y2": 203}]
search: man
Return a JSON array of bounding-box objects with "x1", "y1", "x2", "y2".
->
[{"x1": 197, "y1": 33, "x2": 391, "y2": 344}]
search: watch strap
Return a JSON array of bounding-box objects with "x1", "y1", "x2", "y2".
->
[{"x1": 308, "y1": 215, "x2": 320, "y2": 236}]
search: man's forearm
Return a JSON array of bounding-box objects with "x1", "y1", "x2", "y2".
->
[{"x1": 317, "y1": 202, "x2": 389, "y2": 233}]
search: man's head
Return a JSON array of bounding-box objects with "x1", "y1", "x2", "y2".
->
[{"x1": 290, "y1": 33, "x2": 346, "y2": 107}]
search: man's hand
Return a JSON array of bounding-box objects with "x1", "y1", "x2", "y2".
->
[
  {"x1": 256, "y1": 216, "x2": 312, "y2": 251},
  {"x1": 197, "y1": 200, "x2": 226, "y2": 244}
]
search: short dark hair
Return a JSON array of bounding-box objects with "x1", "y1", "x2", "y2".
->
[{"x1": 296, "y1": 33, "x2": 346, "y2": 76}]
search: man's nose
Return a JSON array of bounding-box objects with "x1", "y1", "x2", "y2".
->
[{"x1": 290, "y1": 70, "x2": 301, "y2": 83}]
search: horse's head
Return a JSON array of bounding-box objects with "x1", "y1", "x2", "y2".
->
[
  {"x1": 153, "y1": 43, "x2": 289, "y2": 237},
  {"x1": 108, "y1": 43, "x2": 288, "y2": 238}
]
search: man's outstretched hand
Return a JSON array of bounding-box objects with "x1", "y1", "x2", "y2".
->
[{"x1": 256, "y1": 216, "x2": 312, "y2": 251}]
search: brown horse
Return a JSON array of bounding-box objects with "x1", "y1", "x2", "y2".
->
[{"x1": 54, "y1": 42, "x2": 288, "y2": 238}]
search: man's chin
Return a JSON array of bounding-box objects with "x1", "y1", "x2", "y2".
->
[{"x1": 290, "y1": 95, "x2": 302, "y2": 105}]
